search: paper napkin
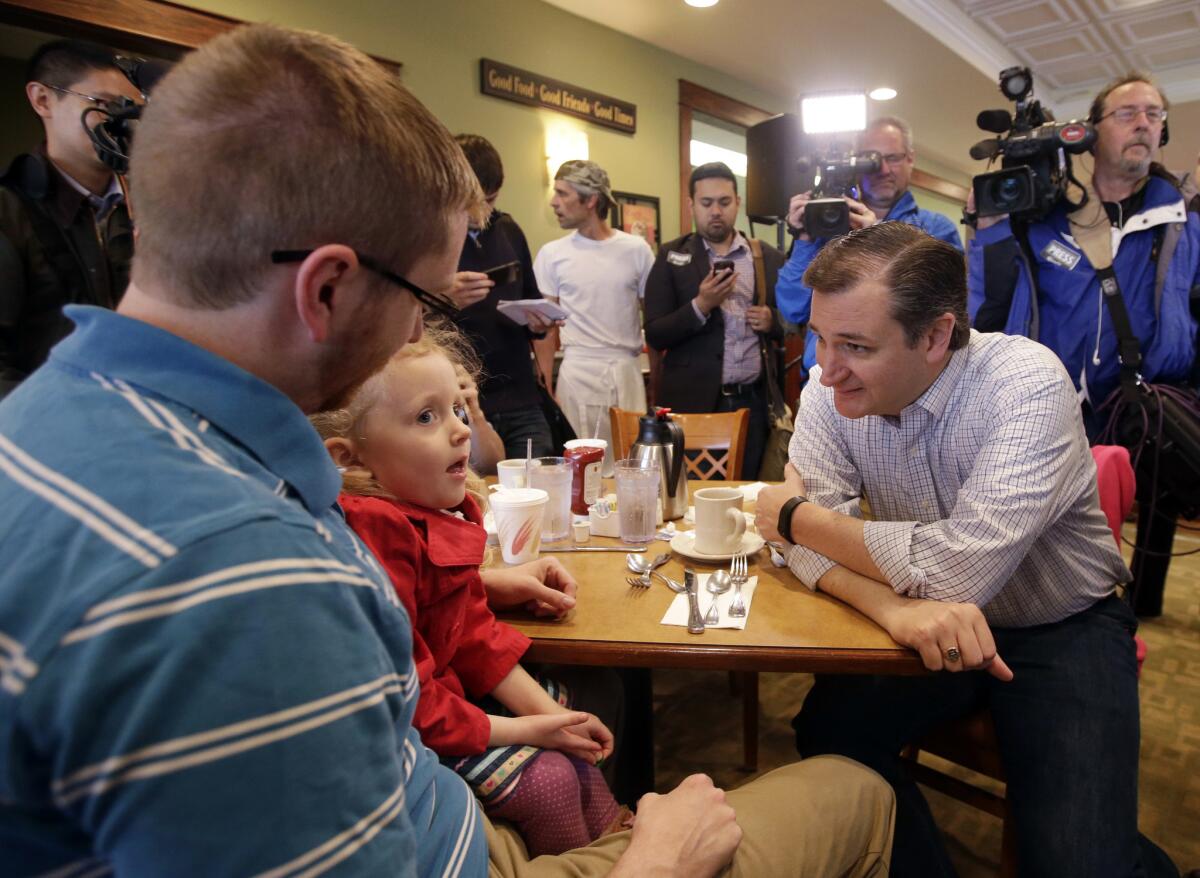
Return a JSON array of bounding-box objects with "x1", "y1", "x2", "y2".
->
[{"x1": 660, "y1": 574, "x2": 758, "y2": 630}]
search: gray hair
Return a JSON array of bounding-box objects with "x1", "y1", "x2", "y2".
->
[{"x1": 860, "y1": 116, "x2": 913, "y2": 154}]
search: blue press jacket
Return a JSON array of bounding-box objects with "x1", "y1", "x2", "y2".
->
[
  {"x1": 776, "y1": 190, "x2": 963, "y2": 374},
  {"x1": 967, "y1": 172, "x2": 1200, "y2": 404}
]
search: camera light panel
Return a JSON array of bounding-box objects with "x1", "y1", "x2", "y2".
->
[{"x1": 800, "y1": 94, "x2": 867, "y2": 135}]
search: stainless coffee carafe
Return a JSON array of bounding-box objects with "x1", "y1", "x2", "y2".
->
[{"x1": 629, "y1": 408, "x2": 687, "y2": 521}]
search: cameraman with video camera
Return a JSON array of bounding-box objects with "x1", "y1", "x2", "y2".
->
[
  {"x1": 775, "y1": 117, "x2": 962, "y2": 380},
  {"x1": 0, "y1": 40, "x2": 142, "y2": 398},
  {"x1": 968, "y1": 72, "x2": 1200, "y2": 618}
]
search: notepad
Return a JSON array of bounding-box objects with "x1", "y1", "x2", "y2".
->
[{"x1": 496, "y1": 299, "x2": 570, "y2": 326}]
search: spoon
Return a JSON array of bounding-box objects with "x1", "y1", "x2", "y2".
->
[
  {"x1": 625, "y1": 553, "x2": 686, "y2": 593},
  {"x1": 703, "y1": 569, "x2": 732, "y2": 624},
  {"x1": 626, "y1": 552, "x2": 668, "y2": 576}
]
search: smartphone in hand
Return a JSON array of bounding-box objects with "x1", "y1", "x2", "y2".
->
[
  {"x1": 485, "y1": 261, "x2": 521, "y2": 286},
  {"x1": 712, "y1": 259, "x2": 735, "y2": 274}
]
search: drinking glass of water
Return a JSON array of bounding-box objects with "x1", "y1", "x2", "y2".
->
[
  {"x1": 614, "y1": 458, "x2": 659, "y2": 543},
  {"x1": 529, "y1": 456, "x2": 572, "y2": 541}
]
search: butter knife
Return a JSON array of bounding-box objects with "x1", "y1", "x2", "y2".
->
[
  {"x1": 684, "y1": 567, "x2": 705, "y2": 634},
  {"x1": 539, "y1": 545, "x2": 646, "y2": 553}
]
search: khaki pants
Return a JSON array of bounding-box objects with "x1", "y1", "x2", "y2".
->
[{"x1": 486, "y1": 755, "x2": 894, "y2": 878}]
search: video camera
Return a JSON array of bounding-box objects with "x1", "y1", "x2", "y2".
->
[
  {"x1": 969, "y1": 66, "x2": 1094, "y2": 220},
  {"x1": 795, "y1": 150, "x2": 881, "y2": 237},
  {"x1": 82, "y1": 55, "x2": 173, "y2": 176}
]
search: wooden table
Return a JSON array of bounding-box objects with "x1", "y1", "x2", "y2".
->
[
  {"x1": 500, "y1": 483, "x2": 923, "y2": 676},
  {"x1": 496, "y1": 481, "x2": 923, "y2": 795}
]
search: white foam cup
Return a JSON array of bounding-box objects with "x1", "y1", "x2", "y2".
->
[{"x1": 489, "y1": 487, "x2": 549, "y2": 564}]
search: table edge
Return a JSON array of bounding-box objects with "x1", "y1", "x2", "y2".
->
[{"x1": 525, "y1": 638, "x2": 928, "y2": 674}]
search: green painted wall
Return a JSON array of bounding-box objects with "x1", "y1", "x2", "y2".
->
[
  {"x1": 910, "y1": 188, "x2": 967, "y2": 247},
  {"x1": 176, "y1": 0, "x2": 792, "y2": 254}
]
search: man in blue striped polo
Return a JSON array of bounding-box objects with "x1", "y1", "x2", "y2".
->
[{"x1": 0, "y1": 23, "x2": 489, "y2": 877}]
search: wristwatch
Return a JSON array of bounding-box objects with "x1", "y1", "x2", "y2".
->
[{"x1": 777, "y1": 495, "x2": 808, "y2": 544}]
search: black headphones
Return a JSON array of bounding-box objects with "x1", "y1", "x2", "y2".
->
[{"x1": 83, "y1": 100, "x2": 142, "y2": 175}]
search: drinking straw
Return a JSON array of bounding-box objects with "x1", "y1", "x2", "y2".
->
[{"x1": 525, "y1": 437, "x2": 533, "y2": 486}]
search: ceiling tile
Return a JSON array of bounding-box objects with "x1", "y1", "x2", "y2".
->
[
  {"x1": 1100, "y1": 2, "x2": 1200, "y2": 47},
  {"x1": 975, "y1": 0, "x2": 1087, "y2": 40}
]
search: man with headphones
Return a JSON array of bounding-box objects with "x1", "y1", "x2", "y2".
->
[
  {"x1": 968, "y1": 71, "x2": 1200, "y2": 618},
  {"x1": 0, "y1": 40, "x2": 142, "y2": 398}
]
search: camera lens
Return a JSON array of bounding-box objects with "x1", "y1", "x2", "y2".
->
[
  {"x1": 988, "y1": 174, "x2": 1026, "y2": 211},
  {"x1": 817, "y1": 205, "x2": 842, "y2": 225}
]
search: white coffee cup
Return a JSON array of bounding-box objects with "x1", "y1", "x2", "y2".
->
[
  {"x1": 489, "y1": 487, "x2": 548, "y2": 564},
  {"x1": 497, "y1": 458, "x2": 534, "y2": 490},
  {"x1": 693, "y1": 486, "x2": 746, "y2": 555}
]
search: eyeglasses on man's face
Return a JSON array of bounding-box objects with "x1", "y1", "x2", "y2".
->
[
  {"x1": 270, "y1": 250, "x2": 458, "y2": 317},
  {"x1": 878, "y1": 152, "x2": 911, "y2": 167},
  {"x1": 44, "y1": 84, "x2": 122, "y2": 114},
  {"x1": 1100, "y1": 106, "x2": 1167, "y2": 126}
]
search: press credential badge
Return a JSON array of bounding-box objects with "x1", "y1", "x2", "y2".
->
[{"x1": 1041, "y1": 239, "x2": 1082, "y2": 270}]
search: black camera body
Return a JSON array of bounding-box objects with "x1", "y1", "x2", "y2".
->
[
  {"x1": 85, "y1": 97, "x2": 142, "y2": 175},
  {"x1": 797, "y1": 151, "x2": 881, "y2": 238},
  {"x1": 969, "y1": 66, "x2": 1095, "y2": 220}
]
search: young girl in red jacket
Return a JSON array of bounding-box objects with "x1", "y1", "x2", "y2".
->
[{"x1": 312, "y1": 324, "x2": 626, "y2": 857}]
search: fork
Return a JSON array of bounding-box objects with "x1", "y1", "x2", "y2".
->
[
  {"x1": 626, "y1": 573, "x2": 687, "y2": 593},
  {"x1": 728, "y1": 552, "x2": 748, "y2": 618}
]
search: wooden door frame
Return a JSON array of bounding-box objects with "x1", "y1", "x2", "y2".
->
[
  {"x1": 0, "y1": 0, "x2": 400, "y2": 69},
  {"x1": 677, "y1": 80, "x2": 774, "y2": 237}
]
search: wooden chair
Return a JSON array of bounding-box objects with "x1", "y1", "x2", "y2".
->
[
  {"x1": 608, "y1": 408, "x2": 749, "y2": 481},
  {"x1": 609, "y1": 406, "x2": 759, "y2": 770},
  {"x1": 900, "y1": 445, "x2": 1140, "y2": 877}
]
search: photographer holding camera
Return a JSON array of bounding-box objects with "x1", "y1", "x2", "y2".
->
[
  {"x1": 775, "y1": 117, "x2": 962, "y2": 380},
  {"x1": 968, "y1": 72, "x2": 1200, "y2": 618},
  {"x1": 0, "y1": 40, "x2": 142, "y2": 399}
]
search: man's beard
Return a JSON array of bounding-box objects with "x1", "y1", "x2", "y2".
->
[
  {"x1": 1118, "y1": 141, "x2": 1154, "y2": 177},
  {"x1": 699, "y1": 220, "x2": 730, "y2": 243},
  {"x1": 313, "y1": 305, "x2": 407, "y2": 413},
  {"x1": 863, "y1": 181, "x2": 899, "y2": 211}
]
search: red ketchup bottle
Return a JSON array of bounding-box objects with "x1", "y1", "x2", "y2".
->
[{"x1": 564, "y1": 441, "x2": 605, "y2": 515}]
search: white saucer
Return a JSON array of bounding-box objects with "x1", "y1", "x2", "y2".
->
[{"x1": 669, "y1": 530, "x2": 766, "y2": 562}]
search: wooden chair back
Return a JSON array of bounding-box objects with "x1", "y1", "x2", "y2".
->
[{"x1": 609, "y1": 408, "x2": 750, "y2": 480}]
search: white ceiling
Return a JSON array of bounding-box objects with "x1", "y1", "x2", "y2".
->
[{"x1": 540, "y1": 0, "x2": 1199, "y2": 181}]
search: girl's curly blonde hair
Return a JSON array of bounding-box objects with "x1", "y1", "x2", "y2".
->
[{"x1": 310, "y1": 318, "x2": 489, "y2": 509}]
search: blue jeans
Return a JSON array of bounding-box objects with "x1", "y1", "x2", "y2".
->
[
  {"x1": 490, "y1": 405, "x2": 556, "y2": 459},
  {"x1": 795, "y1": 595, "x2": 1173, "y2": 878}
]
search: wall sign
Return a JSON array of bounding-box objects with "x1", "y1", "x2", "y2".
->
[{"x1": 480, "y1": 59, "x2": 636, "y2": 134}]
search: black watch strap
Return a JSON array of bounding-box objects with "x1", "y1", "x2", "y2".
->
[{"x1": 777, "y1": 495, "x2": 808, "y2": 544}]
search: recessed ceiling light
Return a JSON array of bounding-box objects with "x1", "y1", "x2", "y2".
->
[
  {"x1": 869, "y1": 87, "x2": 897, "y2": 101},
  {"x1": 685, "y1": 0, "x2": 719, "y2": 7}
]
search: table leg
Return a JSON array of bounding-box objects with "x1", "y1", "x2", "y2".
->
[{"x1": 614, "y1": 667, "x2": 655, "y2": 803}]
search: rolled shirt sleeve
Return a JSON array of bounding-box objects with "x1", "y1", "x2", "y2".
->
[{"x1": 786, "y1": 374, "x2": 866, "y2": 590}]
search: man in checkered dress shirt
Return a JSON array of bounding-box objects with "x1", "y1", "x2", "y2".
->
[{"x1": 757, "y1": 222, "x2": 1176, "y2": 877}]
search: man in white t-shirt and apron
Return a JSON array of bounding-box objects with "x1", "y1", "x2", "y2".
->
[{"x1": 534, "y1": 160, "x2": 654, "y2": 471}]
